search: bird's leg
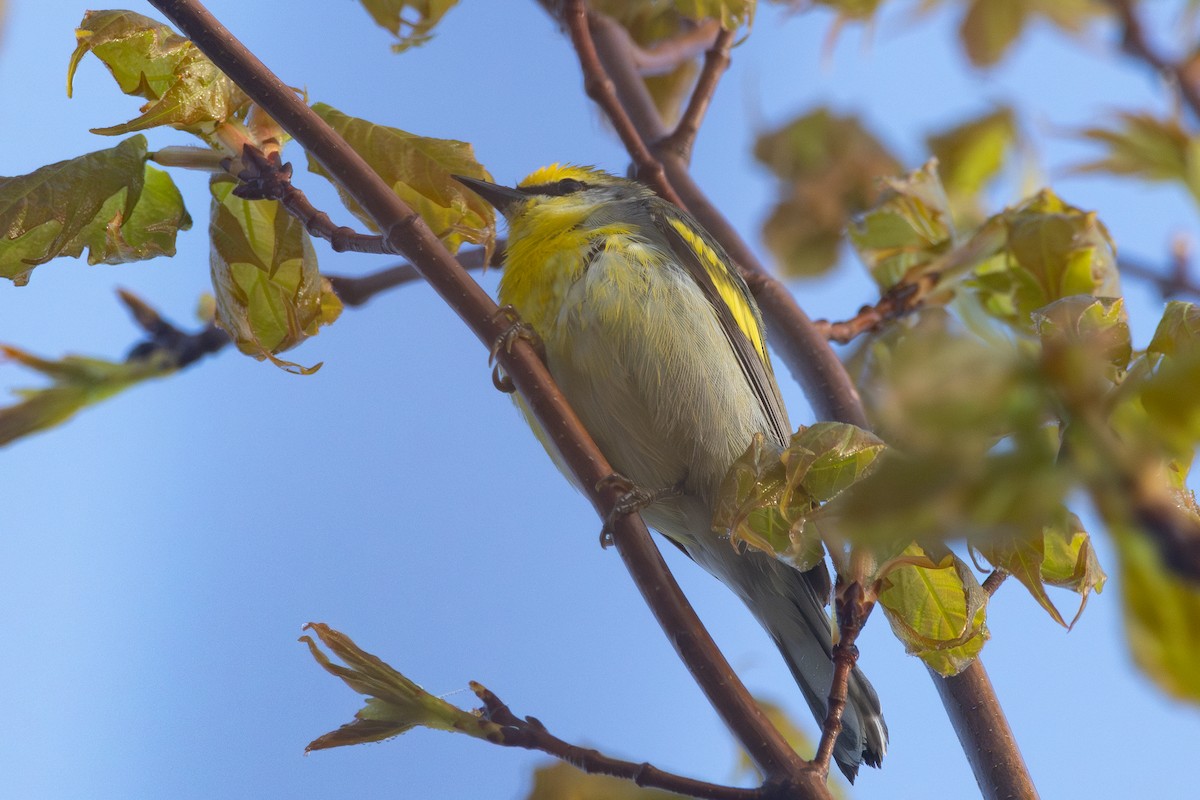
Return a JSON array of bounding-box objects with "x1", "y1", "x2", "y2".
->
[
  {"x1": 595, "y1": 473, "x2": 684, "y2": 548},
  {"x1": 489, "y1": 305, "x2": 546, "y2": 393}
]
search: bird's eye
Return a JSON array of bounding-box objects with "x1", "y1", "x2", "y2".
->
[{"x1": 557, "y1": 178, "x2": 586, "y2": 193}]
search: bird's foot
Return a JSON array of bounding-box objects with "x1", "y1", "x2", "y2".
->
[
  {"x1": 489, "y1": 305, "x2": 545, "y2": 393},
  {"x1": 595, "y1": 473, "x2": 683, "y2": 548}
]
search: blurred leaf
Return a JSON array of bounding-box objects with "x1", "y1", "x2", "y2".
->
[
  {"x1": 673, "y1": 0, "x2": 755, "y2": 27},
  {"x1": 1114, "y1": 530, "x2": 1200, "y2": 703},
  {"x1": 0, "y1": 344, "x2": 174, "y2": 447},
  {"x1": 0, "y1": 135, "x2": 191, "y2": 284},
  {"x1": 876, "y1": 546, "x2": 989, "y2": 675},
  {"x1": 208, "y1": 175, "x2": 342, "y2": 371},
  {"x1": 357, "y1": 0, "x2": 459, "y2": 52},
  {"x1": 308, "y1": 103, "x2": 495, "y2": 259},
  {"x1": 803, "y1": 0, "x2": 886, "y2": 19},
  {"x1": 1033, "y1": 295, "x2": 1132, "y2": 381},
  {"x1": 969, "y1": 190, "x2": 1120, "y2": 333},
  {"x1": 1147, "y1": 300, "x2": 1200, "y2": 358},
  {"x1": 756, "y1": 108, "x2": 901, "y2": 277},
  {"x1": 927, "y1": 107, "x2": 1016, "y2": 224},
  {"x1": 956, "y1": 0, "x2": 1105, "y2": 68},
  {"x1": 848, "y1": 160, "x2": 954, "y2": 290},
  {"x1": 524, "y1": 762, "x2": 678, "y2": 800},
  {"x1": 67, "y1": 10, "x2": 250, "y2": 140},
  {"x1": 1074, "y1": 112, "x2": 1200, "y2": 204},
  {"x1": 301, "y1": 622, "x2": 501, "y2": 751}
]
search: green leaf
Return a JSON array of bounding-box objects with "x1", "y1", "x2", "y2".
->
[
  {"x1": 711, "y1": 432, "x2": 798, "y2": 558},
  {"x1": 0, "y1": 136, "x2": 191, "y2": 284},
  {"x1": 672, "y1": 0, "x2": 755, "y2": 27},
  {"x1": 67, "y1": 9, "x2": 249, "y2": 141},
  {"x1": 848, "y1": 160, "x2": 955, "y2": 290},
  {"x1": 307, "y1": 103, "x2": 495, "y2": 259},
  {"x1": 876, "y1": 546, "x2": 989, "y2": 675},
  {"x1": 756, "y1": 108, "x2": 901, "y2": 277},
  {"x1": 1041, "y1": 512, "x2": 1106, "y2": 617},
  {"x1": 0, "y1": 344, "x2": 175, "y2": 447},
  {"x1": 1134, "y1": 303, "x2": 1200, "y2": 452},
  {"x1": 208, "y1": 175, "x2": 342, "y2": 371},
  {"x1": 1074, "y1": 111, "x2": 1200, "y2": 204},
  {"x1": 1114, "y1": 530, "x2": 1200, "y2": 703},
  {"x1": 956, "y1": 0, "x2": 1104, "y2": 68},
  {"x1": 783, "y1": 422, "x2": 887, "y2": 503},
  {"x1": 1032, "y1": 295, "x2": 1132, "y2": 379},
  {"x1": 926, "y1": 107, "x2": 1016, "y2": 226},
  {"x1": 804, "y1": 0, "x2": 886, "y2": 19},
  {"x1": 301, "y1": 623, "x2": 502, "y2": 751},
  {"x1": 1147, "y1": 300, "x2": 1200, "y2": 358},
  {"x1": 356, "y1": 0, "x2": 459, "y2": 53},
  {"x1": 969, "y1": 190, "x2": 1120, "y2": 332}
]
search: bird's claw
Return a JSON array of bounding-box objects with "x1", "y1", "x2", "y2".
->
[
  {"x1": 489, "y1": 305, "x2": 545, "y2": 393},
  {"x1": 595, "y1": 474, "x2": 682, "y2": 549}
]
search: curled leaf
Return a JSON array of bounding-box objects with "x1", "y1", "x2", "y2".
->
[
  {"x1": 68, "y1": 10, "x2": 250, "y2": 141},
  {"x1": 0, "y1": 136, "x2": 191, "y2": 283},
  {"x1": 208, "y1": 175, "x2": 341, "y2": 371},
  {"x1": 307, "y1": 104, "x2": 495, "y2": 260}
]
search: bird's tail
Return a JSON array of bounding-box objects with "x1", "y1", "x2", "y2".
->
[{"x1": 684, "y1": 531, "x2": 888, "y2": 782}]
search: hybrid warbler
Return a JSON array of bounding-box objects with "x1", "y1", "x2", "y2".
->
[{"x1": 456, "y1": 164, "x2": 887, "y2": 780}]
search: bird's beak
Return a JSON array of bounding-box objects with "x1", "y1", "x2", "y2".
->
[{"x1": 452, "y1": 175, "x2": 527, "y2": 216}]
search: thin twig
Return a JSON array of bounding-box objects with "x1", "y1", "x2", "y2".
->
[
  {"x1": 981, "y1": 569, "x2": 1009, "y2": 597},
  {"x1": 230, "y1": 145, "x2": 389, "y2": 254},
  {"x1": 472, "y1": 684, "x2": 763, "y2": 800},
  {"x1": 563, "y1": 0, "x2": 683, "y2": 206},
  {"x1": 118, "y1": 289, "x2": 230, "y2": 367},
  {"x1": 813, "y1": 580, "x2": 872, "y2": 777},
  {"x1": 1109, "y1": 0, "x2": 1200, "y2": 122},
  {"x1": 632, "y1": 18, "x2": 722, "y2": 76},
  {"x1": 326, "y1": 242, "x2": 504, "y2": 307},
  {"x1": 657, "y1": 27, "x2": 735, "y2": 164},
  {"x1": 150, "y1": 0, "x2": 817, "y2": 789}
]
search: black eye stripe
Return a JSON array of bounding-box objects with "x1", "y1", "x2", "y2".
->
[{"x1": 521, "y1": 178, "x2": 589, "y2": 196}]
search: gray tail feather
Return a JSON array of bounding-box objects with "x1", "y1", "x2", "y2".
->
[{"x1": 687, "y1": 538, "x2": 888, "y2": 782}]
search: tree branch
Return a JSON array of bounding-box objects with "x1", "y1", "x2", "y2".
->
[
  {"x1": 631, "y1": 18, "x2": 722, "y2": 76},
  {"x1": 473, "y1": 683, "x2": 764, "y2": 800},
  {"x1": 813, "y1": 581, "x2": 872, "y2": 777},
  {"x1": 1109, "y1": 0, "x2": 1200, "y2": 123},
  {"x1": 658, "y1": 26, "x2": 736, "y2": 164},
  {"x1": 118, "y1": 289, "x2": 230, "y2": 367},
  {"x1": 326, "y1": 243, "x2": 502, "y2": 306},
  {"x1": 561, "y1": 6, "x2": 1039, "y2": 798},
  {"x1": 147, "y1": 0, "x2": 820, "y2": 792}
]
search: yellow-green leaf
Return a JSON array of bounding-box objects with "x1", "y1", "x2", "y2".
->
[
  {"x1": 876, "y1": 546, "x2": 989, "y2": 675},
  {"x1": 301, "y1": 622, "x2": 501, "y2": 751},
  {"x1": 0, "y1": 344, "x2": 175, "y2": 447},
  {"x1": 0, "y1": 136, "x2": 191, "y2": 284},
  {"x1": 67, "y1": 9, "x2": 249, "y2": 141},
  {"x1": 208, "y1": 175, "x2": 341, "y2": 371},
  {"x1": 1074, "y1": 111, "x2": 1200, "y2": 204},
  {"x1": 756, "y1": 108, "x2": 901, "y2": 278},
  {"x1": 1114, "y1": 530, "x2": 1200, "y2": 703},
  {"x1": 307, "y1": 103, "x2": 495, "y2": 259},
  {"x1": 848, "y1": 160, "x2": 955, "y2": 290},
  {"x1": 927, "y1": 107, "x2": 1016, "y2": 225},
  {"x1": 357, "y1": 0, "x2": 459, "y2": 53}
]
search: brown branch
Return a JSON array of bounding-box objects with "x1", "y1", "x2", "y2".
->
[
  {"x1": 563, "y1": 0, "x2": 683, "y2": 206},
  {"x1": 565, "y1": 7, "x2": 1040, "y2": 799},
  {"x1": 230, "y1": 145, "x2": 389, "y2": 254},
  {"x1": 813, "y1": 278, "x2": 933, "y2": 344},
  {"x1": 472, "y1": 683, "x2": 763, "y2": 800},
  {"x1": 658, "y1": 27, "x2": 735, "y2": 164},
  {"x1": 1109, "y1": 0, "x2": 1200, "y2": 123},
  {"x1": 981, "y1": 569, "x2": 1009, "y2": 597},
  {"x1": 117, "y1": 289, "x2": 230, "y2": 368},
  {"x1": 813, "y1": 581, "x2": 872, "y2": 777},
  {"x1": 148, "y1": 0, "x2": 819, "y2": 791},
  {"x1": 326, "y1": 242, "x2": 504, "y2": 307},
  {"x1": 632, "y1": 18, "x2": 722, "y2": 76},
  {"x1": 1118, "y1": 236, "x2": 1199, "y2": 300}
]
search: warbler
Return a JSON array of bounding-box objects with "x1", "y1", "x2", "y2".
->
[{"x1": 456, "y1": 165, "x2": 887, "y2": 780}]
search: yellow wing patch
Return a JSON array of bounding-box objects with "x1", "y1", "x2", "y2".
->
[{"x1": 665, "y1": 217, "x2": 770, "y2": 365}]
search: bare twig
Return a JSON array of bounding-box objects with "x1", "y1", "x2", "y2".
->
[
  {"x1": 563, "y1": 0, "x2": 683, "y2": 206},
  {"x1": 326, "y1": 242, "x2": 504, "y2": 307},
  {"x1": 230, "y1": 145, "x2": 389, "y2": 254},
  {"x1": 632, "y1": 18, "x2": 722, "y2": 75},
  {"x1": 1109, "y1": 0, "x2": 1200, "y2": 122},
  {"x1": 1119, "y1": 236, "x2": 1199, "y2": 300},
  {"x1": 472, "y1": 683, "x2": 762, "y2": 800},
  {"x1": 657, "y1": 27, "x2": 735, "y2": 164},
  {"x1": 981, "y1": 569, "x2": 1009, "y2": 597},
  {"x1": 813, "y1": 580, "x2": 873, "y2": 777},
  {"x1": 813, "y1": 278, "x2": 933, "y2": 344},
  {"x1": 118, "y1": 290, "x2": 230, "y2": 367},
  {"x1": 149, "y1": 0, "x2": 818, "y2": 791}
]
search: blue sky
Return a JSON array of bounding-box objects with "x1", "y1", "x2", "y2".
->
[{"x1": 1, "y1": 2, "x2": 1196, "y2": 799}]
